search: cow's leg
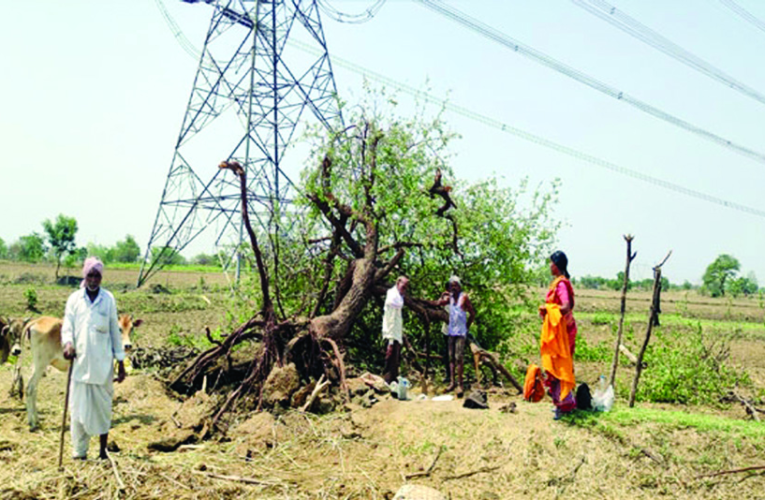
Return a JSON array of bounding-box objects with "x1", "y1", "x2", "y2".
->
[
  {"x1": 16, "y1": 371, "x2": 23, "y2": 399},
  {"x1": 25, "y1": 362, "x2": 44, "y2": 430},
  {"x1": 9, "y1": 363, "x2": 22, "y2": 399},
  {"x1": 25, "y1": 342, "x2": 51, "y2": 431}
]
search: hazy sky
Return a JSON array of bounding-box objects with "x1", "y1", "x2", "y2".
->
[{"x1": 2, "y1": 0, "x2": 764, "y2": 284}]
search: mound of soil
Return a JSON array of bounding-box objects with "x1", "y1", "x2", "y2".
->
[
  {"x1": 262, "y1": 363, "x2": 300, "y2": 407},
  {"x1": 229, "y1": 412, "x2": 281, "y2": 455}
]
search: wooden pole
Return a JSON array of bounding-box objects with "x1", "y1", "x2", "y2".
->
[
  {"x1": 609, "y1": 235, "x2": 636, "y2": 387},
  {"x1": 629, "y1": 251, "x2": 671, "y2": 407},
  {"x1": 58, "y1": 363, "x2": 74, "y2": 469}
]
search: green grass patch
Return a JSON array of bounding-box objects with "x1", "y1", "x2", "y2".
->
[
  {"x1": 605, "y1": 407, "x2": 765, "y2": 439},
  {"x1": 118, "y1": 293, "x2": 212, "y2": 314},
  {"x1": 565, "y1": 406, "x2": 765, "y2": 440},
  {"x1": 578, "y1": 311, "x2": 765, "y2": 334},
  {"x1": 107, "y1": 262, "x2": 223, "y2": 273},
  {"x1": 574, "y1": 336, "x2": 611, "y2": 362}
]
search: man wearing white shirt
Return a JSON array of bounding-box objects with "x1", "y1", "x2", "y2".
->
[
  {"x1": 382, "y1": 276, "x2": 408, "y2": 384},
  {"x1": 62, "y1": 257, "x2": 126, "y2": 460}
]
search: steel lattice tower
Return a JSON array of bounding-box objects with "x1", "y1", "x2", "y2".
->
[{"x1": 138, "y1": 0, "x2": 341, "y2": 287}]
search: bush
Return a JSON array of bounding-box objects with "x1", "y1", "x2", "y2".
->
[
  {"x1": 590, "y1": 312, "x2": 613, "y2": 325},
  {"x1": 24, "y1": 287, "x2": 38, "y2": 312},
  {"x1": 630, "y1": 325, "x2": 749, "y2": 405}
]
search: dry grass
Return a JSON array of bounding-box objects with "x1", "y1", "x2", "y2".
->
[
  {"x1": 1, "y1": 372, "x2": 764, "y2": 499},
  {"x1": 1, "y1": 262, "x2": 764, "y2": 499}
]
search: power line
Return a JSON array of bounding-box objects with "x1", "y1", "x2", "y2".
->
[
  {"x1": 154, "y1": 3, "x2": 765, "y2": 219},
  {"x1": 317, "y1": 0, "x2": 387, "y2": 24},
  {"x1": 413, "y1": 0, "x2": 765, "y2": 167},
  {"x1": 154, "y1": 0, "x2": 202, "y2": 59},
  {"x1": 719, "y1": 0, "x2": 765, "y2": 35},
  {"x1": 290, "y1": 39, "x2": 765, "y2": 219},
  {"x1": 572, "y1": 0, "x2": 765, "y2": 107}
]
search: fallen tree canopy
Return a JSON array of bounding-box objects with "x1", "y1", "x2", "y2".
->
[{"x1": 168, "y1": 106, "x2": 558, "y2": 426}]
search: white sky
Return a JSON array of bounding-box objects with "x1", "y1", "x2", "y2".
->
[{"x1": 1, "y1": 0, "x2": 764, "y2": 284}]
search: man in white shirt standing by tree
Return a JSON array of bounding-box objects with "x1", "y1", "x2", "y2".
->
[
  {"x1": 62, "y1": 257, "x2": 126, "y2": 460},
  {"x1": 382, "y1": 276, "x2": 409, "y2": 384}
]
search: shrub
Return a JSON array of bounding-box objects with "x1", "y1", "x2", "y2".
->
[
  {"x1": 590, "y1": 312, "x2": 613, "y2": 325},
  {"x1": 24, "y1": 287, "x2": 39, "y2": 312},
  {"x1": 630, "y1": 325, "x2": 749, "y2": 405}
]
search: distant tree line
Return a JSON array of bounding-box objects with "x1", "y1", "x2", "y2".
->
[
  {"x1": 571, "y1": 253, "x2": 760, "y2": 298},
  {"x1": 0, "y1": 214, "x2": 222, "y2": 277}
]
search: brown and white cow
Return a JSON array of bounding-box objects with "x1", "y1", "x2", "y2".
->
[
  {"x1": 24, "y1": 314, "x2": 142, "y2": 430},
  {"x1": 0, "y1": 317, "x2": 27, "y2": 364},
  {"x1": 2, "y1": 318, "x2": 32, "y2": 398}
]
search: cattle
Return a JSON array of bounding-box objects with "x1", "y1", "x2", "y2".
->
[
  {"x1": 0, "y1": 317, "x2": 27, "y2": 364},
  {"x1": 2, "y1": 318, "x2": 31, "y2": 397},
  {"x1": 24, "y1": 314, "x2": 142, "y2": 430}
]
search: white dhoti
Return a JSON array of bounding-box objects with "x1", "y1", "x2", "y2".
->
[{"x1": 70, "y1": 373, "x2": 113, "y2": 458}]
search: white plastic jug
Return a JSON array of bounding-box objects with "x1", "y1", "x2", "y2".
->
[
  {"x1": 397, "y1": 377, "x2": 410, "y2": 400},
  {"x1": 592, "y1": 375, "x2": 615, "y2": 412}
]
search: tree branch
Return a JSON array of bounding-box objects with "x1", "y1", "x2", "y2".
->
[{"x1": 219, "y1": 161, "x2": 274, "y2": 319}]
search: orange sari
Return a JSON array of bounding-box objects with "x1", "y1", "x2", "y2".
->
[{"x1": 541, "y1": 277, "x2": 576, "y2": 403}]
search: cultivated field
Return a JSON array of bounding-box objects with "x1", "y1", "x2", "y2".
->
[{"x1": 0, "y1": 262, "x2": 764, "y2": 499}]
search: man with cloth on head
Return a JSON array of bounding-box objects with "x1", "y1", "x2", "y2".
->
[
  {"x1": 437, "y1": 275, "x2": 475, "y2": 398},
  {"x1": 62, "y1": 257, "x2": 126, "y2": 460},
  {"x1": 382, "y1": 276, "x2": 409, "y2": 384}
]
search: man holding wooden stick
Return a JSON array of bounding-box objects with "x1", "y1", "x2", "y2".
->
[{"x1": 62, "y1": 257, "x2": 126, "y2": 460}]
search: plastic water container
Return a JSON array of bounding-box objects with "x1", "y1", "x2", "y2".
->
[
  {"x1": 592, "y1": 375, "x2": 615, "y2": 412},
  {"x1": 389, "y1": 381, "x2": 398, "y2": 397},
  {"x1": 397, "y1": 377, "x2": 410, "y2": 400}
]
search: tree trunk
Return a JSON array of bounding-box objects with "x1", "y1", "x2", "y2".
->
[
  {"x1": 609, "y1": 235, "x2": 635, "y2": 387},
  {"x1": 629, "y1": 251, "x2": 671, "y2": 407}
]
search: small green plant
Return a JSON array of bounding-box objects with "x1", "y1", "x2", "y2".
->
[
  {"x1": 590, "y1": 312, "x2": 613, "y2": 325},
  {"x1": 574, "y1": 336, "x2": 611, "y2": 362},
  {"x1": 167, "y1": 323, "x2": 221, "y2": 350},
  {"x1": 676, "y1": 293, "x2": 689, "y2": 318},
  {"x1": 23, "y1": 287, "x2": 39, "y2": 312},
  {"x1": 167, "y1": 324, "x2": 184, "y2": 346}
]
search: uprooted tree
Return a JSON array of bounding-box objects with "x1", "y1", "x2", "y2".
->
[{"x1": 169, "y1": 104, "x2": 558, "y2": 425}]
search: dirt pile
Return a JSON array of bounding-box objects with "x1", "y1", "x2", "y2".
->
[
  {"x1": 229, "y1": 412, "x2": 280, "y2": 455},
  {"x1": 261, "y1": 363, "x2": 300, "y2": 407}
]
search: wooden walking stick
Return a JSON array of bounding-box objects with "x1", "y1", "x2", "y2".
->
[{"x1": 58, "y1": 362, "x2": 74, "y2": 469}]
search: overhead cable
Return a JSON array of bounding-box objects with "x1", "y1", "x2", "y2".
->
[
  {"x1": 155, "y1": 3, "x2": 765, "y2": 219},
  {"x1": 317, "y1": 0, "x2": 387, "y2": 24},
  {"x1": 572, "y1": 0, "x2": 765, "y2": 107},
  {"x1": 719, "y1": 0, "x2": 765, "y2": 35},
  {"x1": 155, "y1": 0, "x2": 202, "y2": 59},
  {"x1": 413, "y1": 0, "x2": 765, "y2": 166},
  {"x1": 290, "y1": 39, "x2": 765, "y2": 219}
]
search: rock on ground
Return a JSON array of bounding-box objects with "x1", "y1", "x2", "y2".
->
[{"x1": 393, "y1": 484, "x2": 448, "y2": 500}]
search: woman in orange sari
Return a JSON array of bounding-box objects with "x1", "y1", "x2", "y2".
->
[{"x1": 538, "y1": 251, "x2": 577, "y2": 419}]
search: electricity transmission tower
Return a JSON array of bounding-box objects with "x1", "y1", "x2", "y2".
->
[{"x1": 138, "y1": 0, "x2": 342, "y2": 287}]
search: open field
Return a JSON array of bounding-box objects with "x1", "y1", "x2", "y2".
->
[{"x1": 1, "y1": 262, "x2": 764, "y2": 499}]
